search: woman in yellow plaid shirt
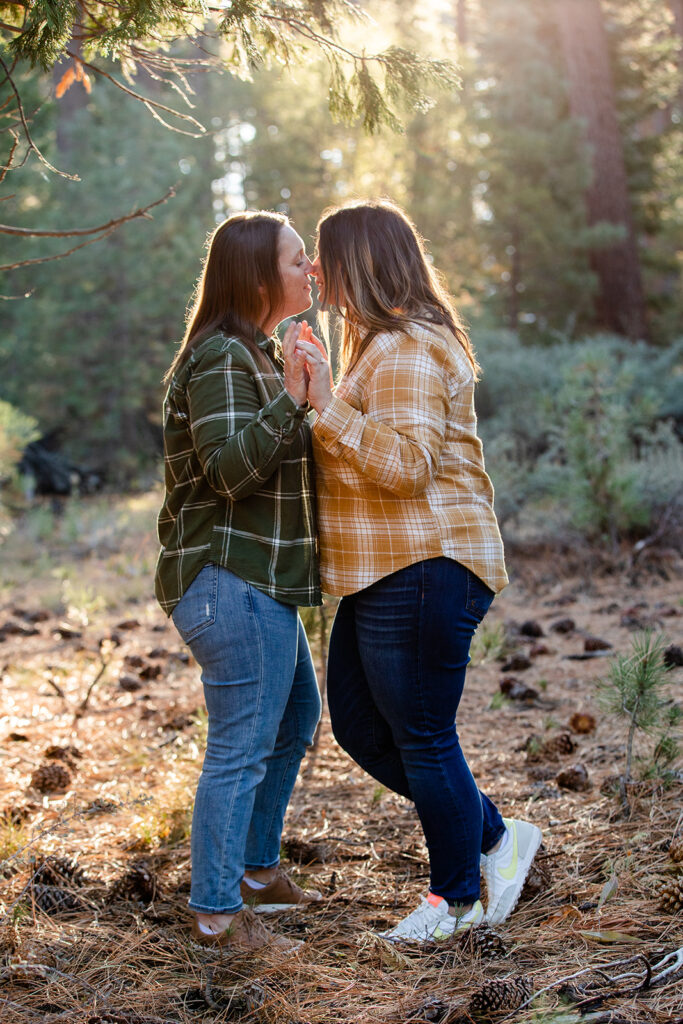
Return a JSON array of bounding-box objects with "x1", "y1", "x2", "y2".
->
[{"x1": 296, "y1": 199, "x2": 542, "y2": 943}]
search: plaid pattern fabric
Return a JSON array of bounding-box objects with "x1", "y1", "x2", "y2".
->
[
  {"x1": 312, "y1": 322, "x2": 508, "y2": 597},
  {"x1": 155, "y1": 332, "x2": 321, "y2": 614}
]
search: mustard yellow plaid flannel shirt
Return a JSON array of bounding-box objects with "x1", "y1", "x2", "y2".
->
[{"x1": 311, "y1": 321, "x2": 508, "y2": 597}]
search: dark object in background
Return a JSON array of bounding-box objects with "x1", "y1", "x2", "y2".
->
[{"x1": 18, "y1": 432, "x2": 103, "y2": 497}]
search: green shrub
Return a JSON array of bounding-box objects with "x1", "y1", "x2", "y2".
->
[
  {"x1": 475, "y1": 329, "x2": 683, "y2": 544},
  {"x1": 0, "y1": 400, "x2": 39, "y2": 533}
]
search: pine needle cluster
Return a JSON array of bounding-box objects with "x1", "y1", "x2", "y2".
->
[
  {"x1": 5, "y1": 0, "x2": 458, "y2": 133},
  {"x1": 597, "y1": 631, "x2": 682, "y2": 800}
]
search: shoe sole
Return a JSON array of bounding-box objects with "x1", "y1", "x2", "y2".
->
[{"x1": 485, "y1": 825, "x2": 542, "y2": 924}]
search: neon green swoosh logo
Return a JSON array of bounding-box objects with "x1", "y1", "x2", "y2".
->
[
  {"x1": 433, "y1": 926, "x2": 450, "y2": 940},
  {"x1": 498, "y1": 826, "x2": 518, "y2": 880}
]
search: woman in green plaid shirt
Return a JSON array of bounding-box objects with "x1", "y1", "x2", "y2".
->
[{"x1": 155, "y1": 212, "x2": 323, "y2": 952}]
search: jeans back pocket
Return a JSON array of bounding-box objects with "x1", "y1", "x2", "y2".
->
[{"x1": 171, "y1": 563, "x2": 219, "y2": 643}]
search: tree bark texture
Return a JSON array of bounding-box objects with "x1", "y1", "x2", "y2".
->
[{"x1": 554, "y1": 0, "x2": 647, "y2": 340}]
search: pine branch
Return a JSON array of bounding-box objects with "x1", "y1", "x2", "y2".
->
[
  {"x1": 0, "y1": 184, "x2": 176, "y2": 271},
  {"x1": 0, "y1": 53, "x2": 79, "y2": 179}
]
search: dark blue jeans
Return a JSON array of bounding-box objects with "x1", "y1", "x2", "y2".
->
[{"x1": 327, "y1": 557, "x2": 505, "y2": 904}]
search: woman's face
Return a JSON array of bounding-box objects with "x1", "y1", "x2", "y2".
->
[
  {"x1": 273, "y1": 225, "x2": 314, "y2": 323},
  {"x1": 310, "y1": 249, "x2": 342, "y2": 308}
]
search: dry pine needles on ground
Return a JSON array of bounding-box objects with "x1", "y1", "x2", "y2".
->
[{"x1": 1, "y1": 532, "x2": 682, "y2": 1024}]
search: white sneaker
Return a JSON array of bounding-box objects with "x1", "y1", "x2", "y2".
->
[
  {"x1": 483, "y1": 818, "x2": 542, "y2": 924},
  {"x1": 381, "y1": 893, "x2": 484, "y2": 944}
]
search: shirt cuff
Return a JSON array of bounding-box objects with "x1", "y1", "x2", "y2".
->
[
  {"x1": 261, "y1": 388, "x2": 308, "y2": 438},
  {"x1": 312, "y1": 394, "x2": 364, "y2": 454}
]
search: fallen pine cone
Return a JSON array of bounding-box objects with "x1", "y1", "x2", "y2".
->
[
  {"x1": 525, "y1": 731, "x2": 576, "y2": 763},
  {"x1": 119, "y1": 674, "x2": 143, "y2": 691},
  {"x1": 469, "y1": 976, "x2": 533, "y2": 1020},
  {"x1": 556, "y1": 763, "x2": 592, "y2": 792},
  {"x1": 411, "y1": 996, "x2": 450, "y2": 1022},
  {"x1": 108, "y1": 861, "x2": 159, "y2": 904},
  {"x1": 569, "y1": 712, "x2": 596, "y2": 734},
  {"x1": 669, "y1": 838, "x2": 683, "y2": 863},
  {"x1": 32, "y1": 855, "x2": 89, "y2": 888},
  {"x1": 550, "y1": 618, "x2": 575, "y2": 634},
  {"x1": 31, "y1": 883, "x2": 86, "y2": 915},
  {"x1": 500, "y1": 652, "x2": 532, "y2": 672},
  {"x1": 663, "y1": 644, "x2": 683, "y2": 668},
  {"x1": 454, "y1": 925, "x2": 508, "y2": 960},
  {"x1": 657, "y1": 874, "x2": 683, "y2": 912},
  {"x1": 519, "y1": 620, "x2": 544, "y2": 638},
  {"x1": 500, "y1": 677, "x2": 539, "y2": 702},
  {"x1": 30, "y1": 762, "x2": 72, "y2": 794},
  {"x1": 44, "y1": 744, "x2": 82, "y2": 770},
  {"x1": 584, "y1": 636, "x2": 612, "y2": 652},
  {"x1": 282, "y1": 837, "x2": 331, "y2": 865},
  {"x1": 520, "y1": 858, "x2": 551, "y2": 900}
]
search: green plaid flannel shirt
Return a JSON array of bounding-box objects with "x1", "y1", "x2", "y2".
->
[{"x1": 155, "y1": 331, "x2": 321, "y2": 614}]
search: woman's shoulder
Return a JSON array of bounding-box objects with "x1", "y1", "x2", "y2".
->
[
  {"x1": 382, "y1": 320, "x2": 459, "y2": 365},
  {"x1": 187, "y1": 332, "x2": 261, "y2": 374}
]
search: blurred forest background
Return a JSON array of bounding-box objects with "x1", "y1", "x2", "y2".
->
[{"x1": 1, "y1": 0, "x2": 682, "y2": 554}]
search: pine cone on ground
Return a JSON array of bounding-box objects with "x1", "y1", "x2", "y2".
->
[
  {"x1": 32, "y1": 855, "x2": 89, "y2": 888},
  {"x1": 469, "y1": 976, "x2": 533, "y2": 1020},
  {"x1": 44, "y1": 744, "x2": 82, "y2": 765},
  {"x1": 452, "y1": 925, "x2": 508, "y2": 960},
  {"x1": 525, "y1": 731, "x2": 576, "y2": 763},
  {"x1": 657, "y1": 875, "x2": 683, "y2": 912},
  {"x1": 30, "y1": 762, "x2": 72, "y2": 793},
  {"x1": 668, "y1": 838, "x2": 683, "y2": 864},
  {"x1": 31, "y1": 883, "x2": 85, "y2": 915},
  {"x1": 108, "y1": 861, "x2": 158, "y2": 904},
  {"x1": 544, "y1": 732, "x2": 577, "y2": 757}
]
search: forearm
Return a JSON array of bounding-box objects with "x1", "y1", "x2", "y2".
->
[
  {"x1": 188, "y1": 353, "x2": 306, "y2": 501},
  {"x1": 202, "y1": 389, "x2": 306, "y2": 500},
  {"x1": 313, "y1": 394, "x2": 435, "y2": 498}
]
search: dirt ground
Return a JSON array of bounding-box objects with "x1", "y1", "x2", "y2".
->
[{"x1": 0, "y1": 502, "x2": 682, "y2": 1024}]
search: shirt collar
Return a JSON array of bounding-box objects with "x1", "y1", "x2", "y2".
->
[{"x1": 255, "y1": 329, "x2": 277, "y2": 357}]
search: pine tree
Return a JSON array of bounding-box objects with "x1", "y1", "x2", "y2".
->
[
  {"x1": 553, "y1": 0, "x2": 648, "y2": 340},
  {"x1": 469, "y1": 0, "x2": 603, "y2": 336},
  {"x1": 597, "y1": 631, "x2": 682, "y2": 807}
]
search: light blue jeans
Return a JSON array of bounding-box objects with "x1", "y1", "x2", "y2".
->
[{"x1": 171, "y1": 563, "x2": 321, "y2": 914}]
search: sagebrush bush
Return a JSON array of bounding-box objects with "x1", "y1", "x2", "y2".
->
[
  {"x1": 475, "y1": 330, "x2": 683, "y2": 544},
  {"x1": 0, "y1": 400, "x2": 39, "y2": 532}
]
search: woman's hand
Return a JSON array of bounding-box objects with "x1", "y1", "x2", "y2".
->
[
  {"x1": 295, "y1": 337, "x2": 334, "y2": 414},
  {"x1": 282, "y1": 321, "x2": 309, "y2": 407}
]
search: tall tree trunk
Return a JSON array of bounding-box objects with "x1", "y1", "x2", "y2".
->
[
  {"x1": 554, "y1": 0, "x2": 647, "y2": 340},
  {"x1": 456, "y1": 0, "x2": 468, "y2": 44},
  {"x1": 670, "y1": 0, "x2": 683, "y2": 106}
]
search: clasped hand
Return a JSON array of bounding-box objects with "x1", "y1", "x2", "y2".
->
[{"x1": 282, "y1": 320, "x2": 333, "y2": 414}]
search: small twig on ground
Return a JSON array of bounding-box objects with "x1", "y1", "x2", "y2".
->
[
  {"x1": 498, "y1": 949, "x2": 681, "y2": 1022},
  {"x1": 74, "y1": 652, "x2": 112, "y2": 719},
  {"x1": 42, "y1": 672, "x2": 66, "y2": 699}
]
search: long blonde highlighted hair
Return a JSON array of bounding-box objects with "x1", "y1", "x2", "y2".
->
[{"x1": 315, "y1": 199, "x2": 479, "y2": 378}]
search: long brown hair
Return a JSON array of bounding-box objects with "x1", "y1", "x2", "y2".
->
[
  {"x1": 164, "y1": 210, "x2": 288, "y2": 383},
  {"x1": 316, "y1": 199, "x2": 479, "y2": 377}
]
